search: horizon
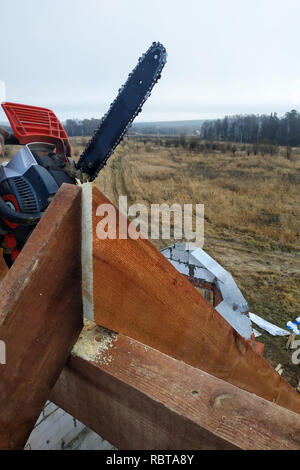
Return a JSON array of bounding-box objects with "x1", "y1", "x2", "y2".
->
[{"x1": 1, "y1": 108, "x2": 299, "y2": 128}]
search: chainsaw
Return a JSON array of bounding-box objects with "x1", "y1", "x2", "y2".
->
[{"x1": 0, "y1": 42, "x2": 167, "y2": 267}]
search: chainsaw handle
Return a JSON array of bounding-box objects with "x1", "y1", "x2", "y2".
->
[{"x1": 0, "y1": 196, "x2": 43, "y2": 226}]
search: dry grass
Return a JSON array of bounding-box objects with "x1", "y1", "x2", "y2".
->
[{"x1": 71, "y1": 136, "x2": 300, "y2": 250}]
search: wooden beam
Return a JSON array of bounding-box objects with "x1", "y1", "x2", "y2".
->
[
  {"x1": 0, "y1": 184, "x2": 83, "y2": 450},
  {"x1": 0, "y1": 255, "x2": 8, "y2": 281},
  {"x1": 88, "y1": 186, "x2": 300, "y2": 414},
  {"x1": 51, "y1": 320, "x2": 300, "y2": 450}
]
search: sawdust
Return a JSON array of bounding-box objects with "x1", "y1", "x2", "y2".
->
[{"x1": 72, "y1": 318, "x2": 117, "y2": 365}]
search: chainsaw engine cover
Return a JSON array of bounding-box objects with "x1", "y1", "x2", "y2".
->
[{"x1": 0, "y1": 143, "x2": 76, "y2": 266}]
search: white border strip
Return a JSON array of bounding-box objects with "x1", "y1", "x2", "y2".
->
[{"x1": 81, "y1": 183, "x2": 94, "y2": 320}]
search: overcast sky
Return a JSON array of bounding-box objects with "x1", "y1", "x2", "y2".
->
[{"x1": 1, "y1": 0, "x2": 300, "y2": 123}]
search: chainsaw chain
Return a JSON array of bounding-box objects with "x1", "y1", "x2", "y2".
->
[{"x1": 77, "y1": 42, "x2": 167, "y2": 182}]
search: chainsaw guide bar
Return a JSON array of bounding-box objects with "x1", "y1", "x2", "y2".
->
[{"x1": 77, "y1": 42, "x2": 167, "y2": 181}]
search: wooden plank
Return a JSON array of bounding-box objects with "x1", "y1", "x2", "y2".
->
[
  {"x1": 0, "y1": 254, "x2": 8, "y2": 282},
  {"x1": 51, "y1": 320, "x2": 300, "y2": 450},
  {"x1": 89, "y1": 187, "x2": 300, "y2": 414},
  {"x1": 0, "y1": 183, "x2": 83, "y2": 449}
]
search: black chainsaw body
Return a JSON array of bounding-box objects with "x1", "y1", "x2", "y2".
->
[{"x1": 0, "y1": 144, "x2": 75, "y2": 267}]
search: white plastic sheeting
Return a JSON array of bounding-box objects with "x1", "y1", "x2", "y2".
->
[
  {"x1": 161, "y1": 243, "x2": 294, "y2": 341},
  {"x1": 286, "y1": 321, "x2": 300, "y2": 335},
  {"x1": 249, "y1": 312, "x2": 290, "y2": 337},
  {"x1": 161, "y1": 243, "x2": 253, "y2": 340},
  {"x1": 253, "y1": 328, "x2": 262, "y2": 338}
]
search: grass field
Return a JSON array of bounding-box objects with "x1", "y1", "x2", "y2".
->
[{"x1": 5, "y1": 136, "x2": 300, "y2": 387}]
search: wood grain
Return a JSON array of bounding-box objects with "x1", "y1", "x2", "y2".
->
[
  {"x1": 0, "y1": 184, "x2": 83, "y2": 449},
  {"x1": 0, "y1": 254, "x2": 8, "y2": 281},
  {"x1": 91, "y1": 187, "x2": 300, "y2": 414},
  {"x1": 51, "y1": 323, "x2": 300, "y2": 450}
]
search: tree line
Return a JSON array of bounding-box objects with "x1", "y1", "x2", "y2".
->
[
  {"x1": 201, "y1": 110, "x2": 300, "y2": 146},
  {"x1": 63, "y1": 119, "x2": 203, "y2": 137},
  {"x1": 64, "y1": 109, "x2": 300, "y2": 147},
  {"x1": 64, "y1": 118, "x2": 102, "y2": 137}
]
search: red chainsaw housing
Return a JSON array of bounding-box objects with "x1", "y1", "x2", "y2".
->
[{"x1": 1, "y1": 102, "x2": 72, "y2": 156}]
